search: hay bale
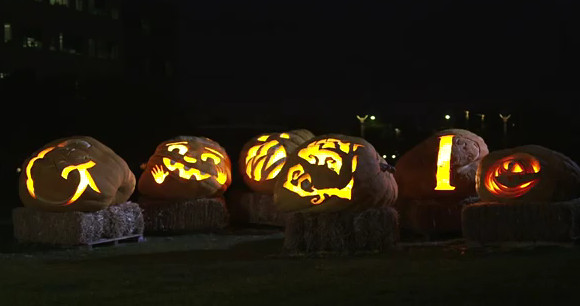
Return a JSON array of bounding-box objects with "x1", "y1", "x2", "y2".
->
[
  {"x1": 102, "y1": 202, "x2": 144, "y2": 238},
  {"x1": 396, "y1": 198, "x2": 469, "y2": 237},
  {"x1": 139, "y1": 196, "x2": 229, "y2": 233},
  {"x1": 462, "y1": 198, "x2": 580, "y2": 244},
  {"x1": 283, "y1": 206, "x2": 399, "y2": 254},
  {"x1": 12, "y1": 202, "x2": 143, "y2": 245},
  {"x1": 229, "y1": 192, "x2": 287, "y2": 226}
]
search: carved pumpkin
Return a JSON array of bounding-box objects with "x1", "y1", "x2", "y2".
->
[
  {"x1": 138, "y1": 136, "x2": 232, "y2": 199},
  {"x1": 273, "y1": 134, "x2": 398, "y2": 213},
  {"x1": 476, "y1": 145, "x2": 580, "y2": 203},
  {"x1": 395, "y1": 129, "x2": 489, "y2": 201},
  {"x1": 18, "y1": 136, "x2": 136, "y2": 212},
  {"x1": 239, "y1": 129, "x2": 314, "y2": 193}
]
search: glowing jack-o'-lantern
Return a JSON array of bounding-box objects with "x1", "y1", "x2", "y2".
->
[
  {"x1": 476, "y1": 145, "x2": 580, "y2": 203},
  {"x1": 138, "y1": 136, "x2": 232, "y2": 199},
  {"x1": 395, "y1": 129, "x2": 488, "y2": 201},
  {"x1": 274, "y1": 134, "x2": 398, "y2": 213},
  {"x1": 18, "y1": 136, "x2": 136, "y2": 212},
  {"x1": 484, "y1": 153, "x2": 540, "y2": 198},
  {"x1": 239, "y1": 129, "x2": 314, "y2": 193}
]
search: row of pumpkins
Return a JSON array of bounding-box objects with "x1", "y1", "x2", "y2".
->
[{"x1": 18, "y1": 128, "x2": 580, "y2": 214}]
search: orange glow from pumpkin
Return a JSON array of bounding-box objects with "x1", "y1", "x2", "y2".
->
[
  {"x1": 151, "y1": 165, "x2": 169, "y2": 184},
  {"x1": 61, "y1": 161, "x2": 101, "y2": 205},
  {"x1": 484, "y1": 153, "x2": 541, "y2": 198},
  {"x1": 162, "y1": 157, "x2": 212, "y2": 181},
  {"x1": 155, "y1": 144, "x2": 227, "y2": 185},
  {"x1": 283, "y1": 164, "x2": 354, "y2": 204},
  {"x1": 25, "y1": 147, "x2": 55, "y2": 199},
  {"x1": 245, "y1": 137, "x2": 287, "y2": 182},
  {"x1": 283, "y1": 138, "x2": 362, "y2": 205},
  {"x1": 434, "y1": 135, "x2": 456, "y2": 191},
  {"x1": 25, "y1": 147, "x2": 101, "y2": 205}
]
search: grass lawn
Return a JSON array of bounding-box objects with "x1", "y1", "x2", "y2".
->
[{"x1": 0, "y1": 228, "x2": 579, "y2": 306}]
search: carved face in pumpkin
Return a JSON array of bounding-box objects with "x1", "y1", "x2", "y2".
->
[
  {"x1": 239, "y1": 129, "x2": 314, "y2": 193},
  {"x1": 18, "y1": 136, "x2": 136, "y2": 212},
  {"x1": 138, "y1": 136, "x2": 232, "y2": 199},
  {"x1": 274, "y1": 134, "x2": 398, "y2": 213},
  {"x1": 484, "y1": 153, "x2": 541, "y2": 198}
]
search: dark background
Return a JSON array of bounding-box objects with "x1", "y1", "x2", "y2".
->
[{"x1": 1, "y1": 0, "x2": 580, "y2": 218}]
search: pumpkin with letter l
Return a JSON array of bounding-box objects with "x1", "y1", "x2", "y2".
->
[
  {"x1": 138, "y1": 136, "x2": 232, "y2": 199},
  {"x1": 394, "y1": 129, "x2": 488, "y2": 235},
  {"x1": 18, "y1": 136, "x2": 136, "y2": 212},
  {"x1": 274, "y1": 134, "x2": 398, "y2": 213},
  {"x1": 239, "y1": 129, "x2": 314, "y2": 193}
]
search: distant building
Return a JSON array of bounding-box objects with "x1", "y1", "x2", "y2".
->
[
  {"x1": 0, "y1": 0, "x2": 123, "y2": 83},
  {"x1": 0, "y1": 0, "x2": 177, "y2": 106}
]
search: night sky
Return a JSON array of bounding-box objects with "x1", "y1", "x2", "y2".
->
[{"x1": 2, "y1": 0, "x2": 580, "y2": 217}]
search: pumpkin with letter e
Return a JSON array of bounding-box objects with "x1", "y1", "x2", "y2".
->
[
  {"x1": 18, "y1": 136, "x2": 136, "y2": 212},
  {"x1": 138, "y1": 136, "x2": 232, "y2": 199},
  {"x1": 394, "y1": 129, "x2": 488, "y2": 235},
  {"x1": 463, "y1": 145, "x2": 580, "y2": 244},
  {"x1": 274, "y1": 134, "x2": 399, "y2": 254},
  {"x1": 239, "y1": 129, "x2": 314, "y2": 193},
  {"x1": 476, "y1": 145, "x2": 580, "y2": 203}
]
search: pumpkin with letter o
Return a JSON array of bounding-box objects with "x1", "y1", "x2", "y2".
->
[
  {"x1": 138, "y1": 136, "x2": 232, "y2": 199},
  {"x1": 18, "y1": 136, "x2": 136, "y2": 212},
  {"x1": 476, "y1": 145, "x2": 580, "y2": 203},
  {"x1": 239, "y1": 129, "x2": 314, "y2": 193},
  {"x1": 274, "y1": 134, "x2": 398, "y2": 213}
]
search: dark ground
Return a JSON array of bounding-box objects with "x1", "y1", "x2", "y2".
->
[{"x1": 0, "y1": 223, "x2": 579, "y2": 306}]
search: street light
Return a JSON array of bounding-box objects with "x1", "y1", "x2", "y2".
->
[
  {"x1": 356, "y1": 115, "x2": 368, "y2": 138},
  {"x1": 370, "y1": 115, "x2": 376, "y2": 120},
  {"x1": 444, "y1": 114, "x2": 451, "y2": 120}
]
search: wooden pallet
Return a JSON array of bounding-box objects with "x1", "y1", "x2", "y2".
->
[{"x1": 81, "y1": 234, "x2": 145, "y2": 250}]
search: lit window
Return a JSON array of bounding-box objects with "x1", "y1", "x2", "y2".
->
[
  {"x1": 3, "y1": 24, "x2": 11, "y2": 43},
  {"x1": 58, "y1": 33, "x2": 64, "y2": 50},
  {"x1": 22, "y1": 37, "x2": 42, "y2": 49},
  {"x1": 50, "y1": 0, "x2": 69, "y2": 6}
]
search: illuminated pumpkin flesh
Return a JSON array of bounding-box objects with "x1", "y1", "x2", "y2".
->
[
  {"x1": 18, "y1": 136, "x2": 136, "y2": 212},
  {"x1": 239, "y1": 129, "x2": 314, "y2": 193},
  {"x1": 484, "y1": 153, "x2": 540, "y2": 198},
  {"x1": 476, "y1": 145, "x2": 580, "y2": 203},
  {"x1": 138, "y1": 136, "x2": 232, "y2": 199},
  {"x1": 395, "y1": 129, "x2": 488, "y2": 201},
  {"x1": 282, "y1": 139, "x2": 362, "y2": 205},
  {"x1": 274, "y1": 134, "x2": 398, "y2": 213},
  {"x1": 434, "y1": 135, "x2": 456, "y2": 191}
]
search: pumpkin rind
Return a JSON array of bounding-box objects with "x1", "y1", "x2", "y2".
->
[
  {"x1": 395, "y1": 129, "x2": 489, "y2": 201},
  {"x1": 475, "y1": 145, "x2": 580, "y2": 203},
  {"x1": 18, "y1": 136, "x2": 136, "y2": 212},
  {"x1": 238, "y1": 129, "x2": 314, "y2": 193},
  {"x1": 273, "y1": 134, "x2": 398, "y2": 213},
  {"x1": 138, "y1": 136, "x2": 232, "y2": 199}
]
